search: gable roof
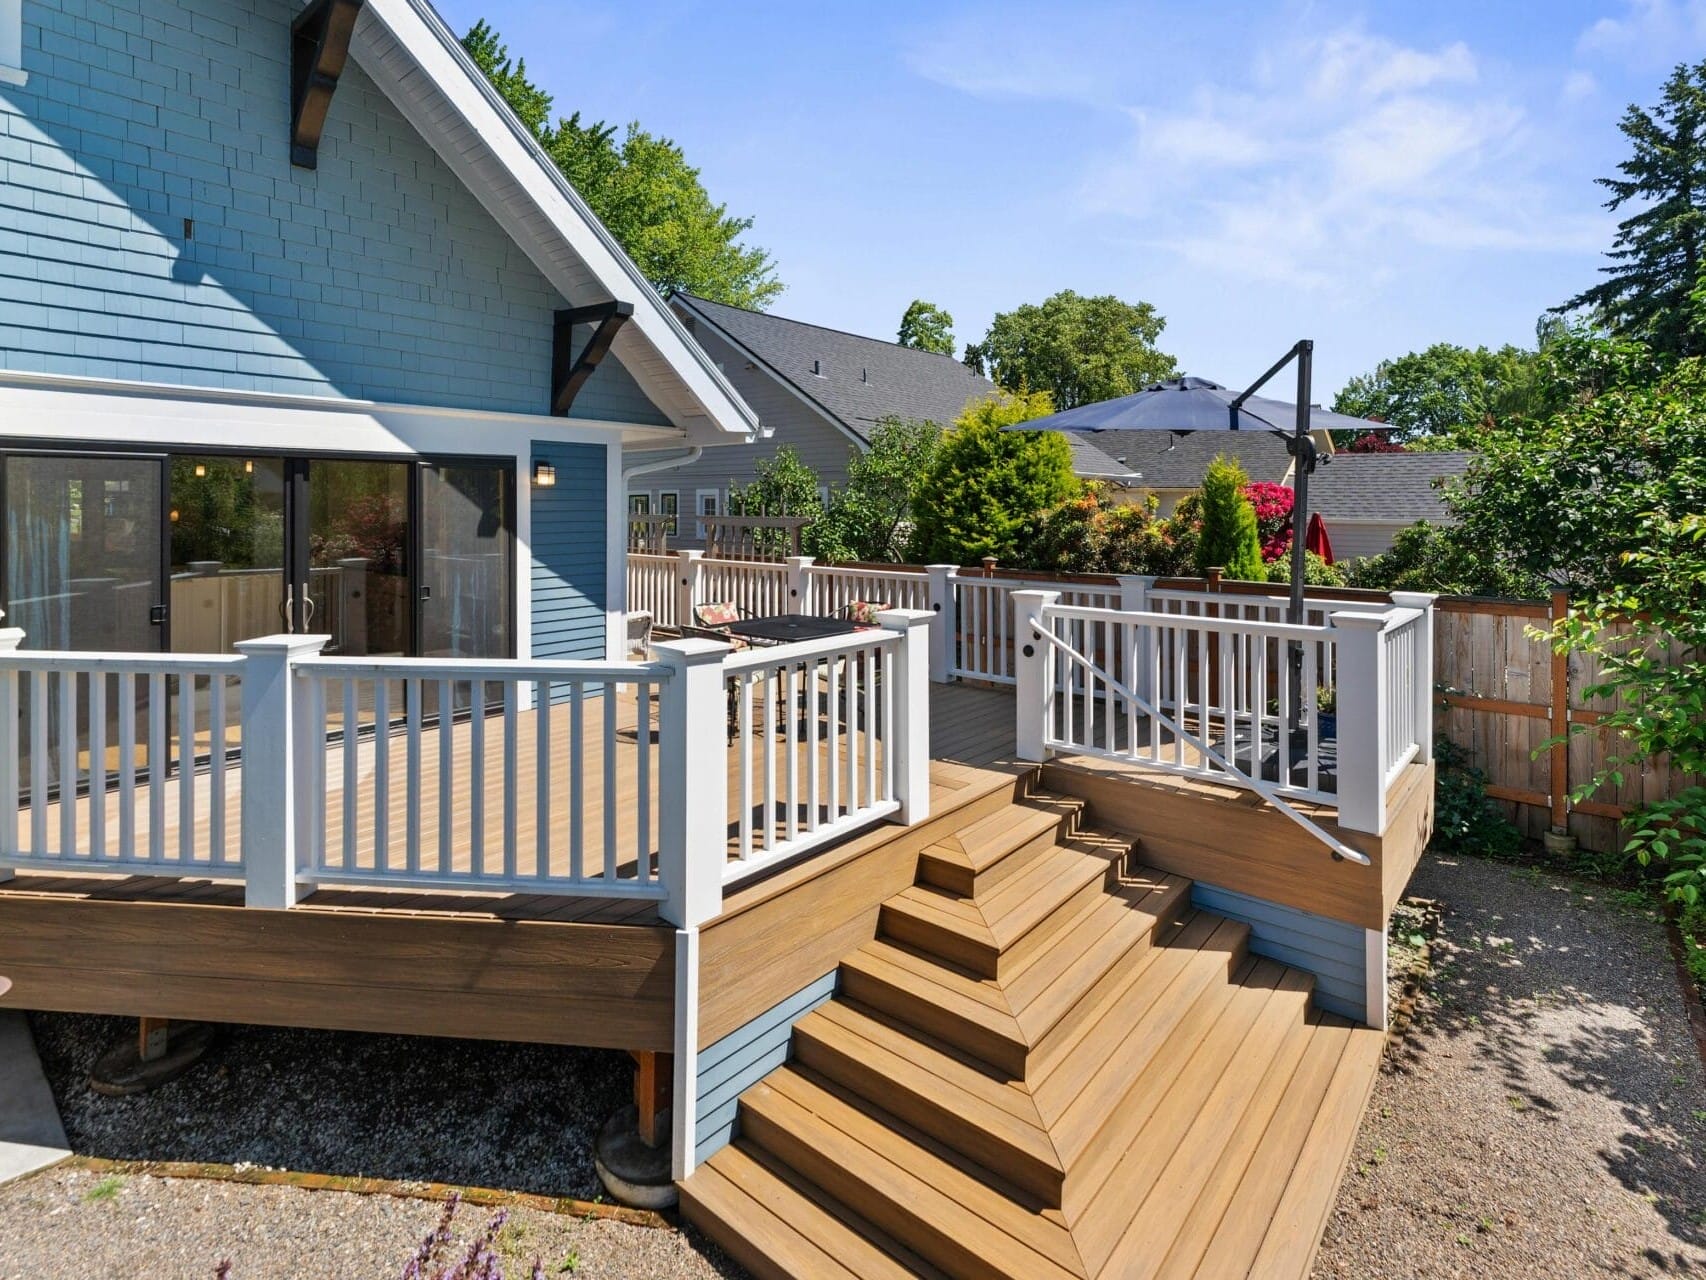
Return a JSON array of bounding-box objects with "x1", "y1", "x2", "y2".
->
[
  {"x1": 1309, "y1": 451, "x2": 1474, "y2": 523},
  {"x1": 341, "y1": 0, "x2": 759, "y2": 442},
  {"x1": 672, "y1": 294, "x2": 997, "y2": 440},
  {"x1": 1071, "y1": 429, "x2": 1295, "y2": 489}
]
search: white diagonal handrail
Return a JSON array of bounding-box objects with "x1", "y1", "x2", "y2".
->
[{"x1": 1027, "y1": 618, "x2": 1371, "y2": 866}]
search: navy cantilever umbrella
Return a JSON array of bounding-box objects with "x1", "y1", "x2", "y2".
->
[{"x1": 1005, "y1": 344, "x2": 1393, "y2": 626}]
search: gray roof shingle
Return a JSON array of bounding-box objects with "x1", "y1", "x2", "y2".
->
[
  {"x1": 1066, "y1": 429, "x2": 1296, "y2": 489},
  {"x1": 1308, "y1": 451, "x2": 1473, "y2": 522},
  {"x1": 673, "y1": 294, "x2": 998, "y2": 439}
]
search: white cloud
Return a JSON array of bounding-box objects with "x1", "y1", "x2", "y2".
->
[
  {"x1": 1063, "y1": 22, "x2": 1608, "y2": 297},
  {"x1": 1578, "y1": 0, "x2": 1706, "y2": 66},
  {"x1": 1562, "y1": 69, "x2": 1599, "y2": 101}
]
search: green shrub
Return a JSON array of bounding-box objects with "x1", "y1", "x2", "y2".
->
[
  {"x1": 1266, "y1": 550, "x2": 1347, "y2": 586},
  {"x1": 1431, "y1": 738, "x2": 1523, "y2": 859},
  {"x1": 1195, "y1": 455, "x2": 1265, "y2": 581}
]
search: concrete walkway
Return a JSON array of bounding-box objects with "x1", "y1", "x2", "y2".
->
[{"x1": 0, "y1": 1010, "x2": 69, "y2": 1186}]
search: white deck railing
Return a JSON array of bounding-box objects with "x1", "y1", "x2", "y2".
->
[
  {"x1": 723, "y1": 615, "x2": 929, "y2": 884},
  {"x1": 0, "y1": 634, "x2": 246, "y2": 877},
  {"x1": 293, "y1": 657, "x2": 671, "y2": 899},
  {"x1": 0, "y1": 613, "x2": 936, "y2": 927},
  {"x1": 627, "y1": 552, "x2": 679, "y2": 631},
  {"x1": 1013, "y1": 590, "x2": 1436, "y2": 848},
  {"x1": 804, "y1": 563, "x2": 931, "y2": 618}
]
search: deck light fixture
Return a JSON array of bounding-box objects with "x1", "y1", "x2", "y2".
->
[
  {"x1": 532, "y1": 461, "x2": 557, "y2": 488},
  {"x1": 193, "y1": 463, "x2": 207, "y2": 477}
]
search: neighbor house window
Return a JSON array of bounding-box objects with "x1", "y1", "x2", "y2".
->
[
  {"x1": 657, "y1": 491, "x2": 679, "y2": 537},
  {"x1": 696, "y1": 489, "x2": 719, "y2": 539},
  {"x1": 0, "y1": 0, "x2": 25, "y2": 86},
  {"x1": 628, "y1": 493, "x2": 650, "y2": 516}
]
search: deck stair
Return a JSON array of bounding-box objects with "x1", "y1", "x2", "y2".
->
[{"x1": 680, "y1": 783, "x2": 1386, "y2": 1280}]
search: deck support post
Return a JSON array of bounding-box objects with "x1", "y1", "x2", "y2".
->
[
  {"x1": 654, "y1": 638, "x2": 728, "y2": 930},
  {"x1": 236, "y1": 633, "x2": 331, "y2": 909},
  {"x1": 1390, "y1": 592, "x2": 1437, "y2": 765},
  {"x1": 138, "y1": 1016, "x2": 169, "y2": 1064},
  {"x1": 784, "y1": 556, "x2": 813, "y2": 615},
  {"x1": 675, "y1": 550, "x2": 704, "y2": 630},
  {"x1": 1330, "y1": 611, "x2": 1387, "y2": 835},
  {"x1": 630, "y1": 1049, "x2": 673, "y2": 1148},
  {"x1": 0, "y1": 626, "x2": 21, "y2": 883},
  {"x1": 924, "y1": 565, "x2": 954, "y2": 683},
  {"x1": 1014, "y1": 590, "x2": 1059, "y2": 762},
  {"x1": 878, "y1": 609, "x2": 933, "y2": 825}
]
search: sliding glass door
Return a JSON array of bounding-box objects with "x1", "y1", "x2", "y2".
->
[
  {"x1": 420, "y1": 461, "x2": 514, "y2": 660},
  {"x1": 168, "y1": 456, "x2": 289, "y2": 654},
  {"x1": 305, "y1": 459, "x2": 412, "y2": 658}
]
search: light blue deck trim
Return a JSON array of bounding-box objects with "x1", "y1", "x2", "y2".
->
[
  {"x1": 694, "y1": 969, "x2": 838, "y2": 1165},
  {"x1": 1192, "y1": 882, "x2": 1369, "y2": 1023}
]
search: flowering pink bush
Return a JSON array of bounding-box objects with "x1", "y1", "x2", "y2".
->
[
  {"x1": 1244, "y1": 482, "x2": 1294, "y2": 563},
  {"x1": 1343, "y1": 431, "x2": 1405, "y2": 453}
]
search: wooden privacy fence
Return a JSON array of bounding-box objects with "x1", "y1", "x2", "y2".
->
[{"x1": 1433, "y1": 591, "x2": 1700, "y2": 853}]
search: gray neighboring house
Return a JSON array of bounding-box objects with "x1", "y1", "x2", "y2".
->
[
  {"x1": 629, "y1": 295, "x2": 995, "y2": 539},
  {"x1": 1309, "y1": 451, "x2": 1474, "y2": 560},
  {"x1": 628, "y1": 295, "x2": 1137, "y2": 539}
]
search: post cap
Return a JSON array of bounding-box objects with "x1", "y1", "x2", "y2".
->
[
  {"x1": 234, "y1": 633, "x2": 333, "y2": 655},
  {"x1": 876, "y1": 608, "x2": 933, "y2": 630},
  {"x1": 653, "y1": 637, "x2": 729, "y2": 665},
  {"x1": 1328, "y1": 610, "x2": 1387, "y2": 630}
]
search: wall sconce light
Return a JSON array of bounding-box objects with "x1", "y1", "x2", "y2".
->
[
  {"x1": 193, "y1": 463, "x2": 207, "y2": 477},
  {"x1": 532, "y1": 461, "x2": 557, "y2": 488},
  {"x1": 169, "y1": 508, "x2": 180, "y2": 523},
  {"x1": 244, "y1": 459, "x2": 254, "y2": 474}
]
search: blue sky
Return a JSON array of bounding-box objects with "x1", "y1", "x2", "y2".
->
[{"x1": 432, "y1": 0, "x2": 1706, "y2": 397}]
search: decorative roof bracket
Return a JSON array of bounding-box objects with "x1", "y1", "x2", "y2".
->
[
  {"x1": 552, "y1": 301, "x2": 635, "y2": 416},
  {"x1": 290, "y1": 0, "x2": 364, "y2": 170}
]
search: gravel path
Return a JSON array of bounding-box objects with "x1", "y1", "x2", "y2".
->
[
  {"x1": 0, "y1": 1166, "x2": 741, "y2": 1279},
  {"x1": 1315, "y1": 853, "x2": 1706, "y2": 1278}
]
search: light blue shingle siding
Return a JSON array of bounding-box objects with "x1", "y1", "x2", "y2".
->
[
  {"x1": 529, "y1": 441, "x2": 608, "y2": 670},
  {"x1": 1191, "y1": 882, "x2": 1370, "y2": 1023},
  {"x1": 694, "y1": 969, "x2": 838, "y2": 1165},
  {"x1": 0, "y1": 0, "x2": 669, "y2": 426}
]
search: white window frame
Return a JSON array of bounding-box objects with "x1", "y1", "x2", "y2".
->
[
  {"x1": 695, "y1": 488, "x2": 719, "y2": 540},
  {"x1": 0, "y1": 0, "x2": 26, "y2": 86}
]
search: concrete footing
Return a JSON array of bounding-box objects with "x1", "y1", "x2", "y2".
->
[{"x1": 594, "y1": 1104, "x2": 677, "y2": 1209}]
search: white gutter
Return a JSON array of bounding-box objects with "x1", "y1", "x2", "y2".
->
[{"x1": 622, "y1": 446, "x2": 704, "y2": 481}]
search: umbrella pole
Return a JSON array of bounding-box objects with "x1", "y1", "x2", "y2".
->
[{"x1": 1287, "y1": 345, "x2": 1315, "y2": 744}]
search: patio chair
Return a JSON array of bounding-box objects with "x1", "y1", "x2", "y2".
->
[
  {"x1": 833, "y1": 600, "x2": 890, "y2": 629},
  {"x1": 681, "y1": 600, "x2": 752, "y2": 650}
]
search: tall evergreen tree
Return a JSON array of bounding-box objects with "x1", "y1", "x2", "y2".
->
[
  {"x1": 461, "y1": 21, "x2": 781, "y2": 309},
  {"x1": 1560, "y1": 60, "x2": 1706, "y2": 357}
]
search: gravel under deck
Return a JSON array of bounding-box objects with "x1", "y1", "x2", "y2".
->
[{"x1": 1315, "y1": 853, "x2": 1706, "y2": 1278}]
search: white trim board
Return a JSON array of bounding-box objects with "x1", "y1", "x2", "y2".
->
[{"x1": 0, "y1": 379, "x2": 639, "y2": 459}]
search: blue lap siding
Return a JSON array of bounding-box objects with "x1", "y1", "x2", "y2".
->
[
  {"x1": 529, "y1": 441, "x2": 610, "y2": 667},
  {"x1": 1191, "y1": 882, "x2": 1370, "y2": 1022}
]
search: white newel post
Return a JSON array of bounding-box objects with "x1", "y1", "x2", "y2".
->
[
  {"x1": 1013, "y1": 590, "x2": 1059, "y2": 762},
  {"x1": 1330, "y1": 611, "x2": 1388, "y2": 835},
  {"x1": 785, "y1": 556, "x2": 814, "y2": 615},
  {"x1": 878, "y1": 609, "x2": 933, "y2": 825},
  {"x1": 655, "y1": 638, "x2": 728, "y2": 929},
  {"x1": 0, "y1": 626, "x2": 21, "y2": 879},
  {"x1": 675, "y1": 550, "x2": 704, "y2": 631},
  {"x1": 1118, "y1": 574, "x2": 1156, "y2": 706},
  {"x1": 925, "y1": 565, "x2": 954, "y2": 683},
  {"x1": 235, "y1": 633, "x2": 330, "y2": 908},
  {"x1": 1390, "y1": 591, "x2": 1438, "y2": 765}
]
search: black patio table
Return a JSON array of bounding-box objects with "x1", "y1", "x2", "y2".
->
[{"x1": 724, "y1": 614, "x2": 868, "y2": 646}]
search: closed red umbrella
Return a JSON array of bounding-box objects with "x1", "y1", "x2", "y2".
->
[{"x1": 1305, "y1": 511, "x2": 1334, "y2": 564}]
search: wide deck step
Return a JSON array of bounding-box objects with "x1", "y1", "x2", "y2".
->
[{"x1": 679, "y1": 788, "x2": 1385, "y2": 1280}]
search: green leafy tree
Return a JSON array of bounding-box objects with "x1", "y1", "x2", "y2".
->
[
  {"x1": 1194, "y1": 456, "x2": 1265, "y2": 581},
  {"x1": 815, "y1": 417, "x2": 944, "y2": 562},
  {"x1": 726, "y1": 448, "x2": 841, "y2": 558},
  {"x1": 1331, "y1": 342, "x2": 1539, "y2": 444},
  {"x1": 909, "y1": 391, "x2": 1078, "y2": 564},
  {"x1": 1560, "y1": 59, "x2": 1706, "y2": 356},
  {"x1": 897, "y1": 301, "x2": 955, "y2": 355},
  {"x1": 964, "y1": 291, "x2": 1177, "y2": 409},
  {"x1": 1343, "y1": 522, "x2": 1534, "y2": 596},
  {"x1": 462, "y1": 21, "x2": 781, "y2": 308}
]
